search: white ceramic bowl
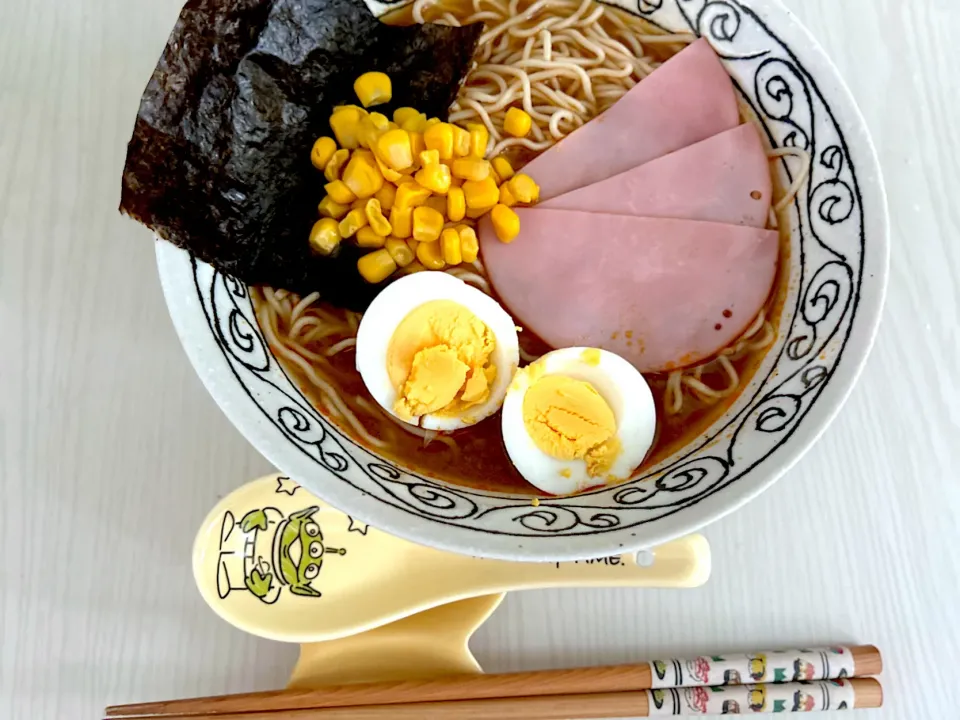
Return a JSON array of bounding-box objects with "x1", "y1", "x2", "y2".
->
[{"x1": 157, "y1": 0, "x2": 888, "y2": 561}]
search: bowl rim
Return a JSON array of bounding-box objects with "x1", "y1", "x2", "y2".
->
[{"x1": 155, "y1": 0, "x2": 889, "y2": 560}]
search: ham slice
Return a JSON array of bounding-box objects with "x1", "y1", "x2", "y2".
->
[
  {"x1": 541, "y1": 124, "x2": 772, "y2": 227},
  {"x1": 479, "y1": 209, "x2": 779, "y2": 372},
  {"x1": 522, "y1": 39, "x2": 740, "y2": 200}
]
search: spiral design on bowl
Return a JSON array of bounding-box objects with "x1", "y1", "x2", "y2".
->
[
  {"x1": 210, "y1": 273, "x2": 270, "y2": 372},
  {"x1": 698, "y1": 1, "x2": 741, "y2": 43},
  {"x1": 365, "y1": 463, "x2": 480, "y2": 519}
]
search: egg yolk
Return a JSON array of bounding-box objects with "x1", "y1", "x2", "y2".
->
[
  {"x1": 522, "y1": 374, "x2": 622, "y2": 477},
  {"x1": 387, "y1": 300, "x2": 497, "y2": 421}
]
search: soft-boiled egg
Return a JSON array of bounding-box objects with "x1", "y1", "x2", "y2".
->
[
  {"x1": 501, "y1": 347, "x2": 656, "y2": 495},
  {"x1": 356, "y1": 271, "x2": 519, "y2": 431}
]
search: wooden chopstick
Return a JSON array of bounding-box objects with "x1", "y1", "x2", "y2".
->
[
  {"x1": 107, "y1": 645, "x2": 881, "y2": 717},
  {"x1": 106, "y1": 678, "x2": 883, "y2": 719}
]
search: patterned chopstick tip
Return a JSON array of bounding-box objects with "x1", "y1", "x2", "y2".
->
[{"x1": 648, "y1": 647, "x2": 857, "y2": 688}]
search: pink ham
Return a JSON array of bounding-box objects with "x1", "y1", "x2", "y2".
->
[
  {"x1": 522, "y1": 38, "x2": 740, "y2": 200},
  {"x1": 541, "y1": 124, "x2": 772, "y2": 227},
  {"x1": 479, "y1": 209, "x2": 779, "y2": 372}
]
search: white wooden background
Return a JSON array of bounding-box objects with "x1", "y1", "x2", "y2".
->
[{"x1": 3, "y1": 0, "x2": 959, "y2": 717}]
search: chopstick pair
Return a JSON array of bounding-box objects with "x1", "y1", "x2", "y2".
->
[{"x1": 106, "y1": 644, "x2": 883, "y2": 719}]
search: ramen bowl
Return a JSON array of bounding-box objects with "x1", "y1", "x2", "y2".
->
[{"x1": 156, "y1": 0, "x2": 888, "y2": 561}]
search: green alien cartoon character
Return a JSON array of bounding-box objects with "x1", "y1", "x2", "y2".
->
[{"x1": 216, "y1": 505, "x2": 345, "y2": 603}]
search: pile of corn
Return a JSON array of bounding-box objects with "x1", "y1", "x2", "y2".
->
[{"x1": 308, "y1": 72, "x2": 540, "y2": 284}]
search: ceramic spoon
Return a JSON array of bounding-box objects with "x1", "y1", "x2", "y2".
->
[{"x1": 193, "y1": 474, "x2": 710, "y2": 644}]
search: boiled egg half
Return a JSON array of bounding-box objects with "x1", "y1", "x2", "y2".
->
[
  {"x1": 356, "y1": 272, "x2": 519, "y2": 431},
  {"x1": 501, "y1": 347, "x2": 656, "y2": 495}
]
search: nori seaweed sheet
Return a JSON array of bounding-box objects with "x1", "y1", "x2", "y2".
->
[{"x1": 120, "y1": 0, "x2": 481, "y2": 309}]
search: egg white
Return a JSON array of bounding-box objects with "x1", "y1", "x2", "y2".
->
[
  {"x1": 355, "y1": 272, "x2": 520, "y2": 431},
  {"x1": 501, "y1": 347, "x2": 656, "y2": 495}
]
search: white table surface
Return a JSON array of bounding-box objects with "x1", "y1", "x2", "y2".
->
[{"x1": 3, "y1": 0, "x2": 959, "y2": 717}]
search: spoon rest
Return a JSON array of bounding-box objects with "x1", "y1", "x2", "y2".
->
[{"x1": 288, "y1": 593, "x2": 505, "y2": 688}]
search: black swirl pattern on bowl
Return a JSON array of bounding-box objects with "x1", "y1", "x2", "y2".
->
[
  {"x1": 638, "y1": 0, "x2": 664, "y2": 13},
  {"x1": 188, "y1": 0, "x2": 866, "y2": 538}
]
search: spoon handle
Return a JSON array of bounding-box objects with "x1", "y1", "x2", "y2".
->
[{"x1": 469, "y1": 535, "x2": 710, "y2": 591}]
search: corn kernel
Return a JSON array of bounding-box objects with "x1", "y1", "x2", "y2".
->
[
  {"x1": 423, "y1": 122, "x2": 455, "y2": 160},
  {"x1": 395, "y1": 174, "x2": 418, "y2": 186},
  {"x1": 409, "y1": 131, "x2": 425, "y2": 160},
  {"x1": 407, "y1": 238, "x2": 419, "y2": 255},
  {"x1": 375, "y1": 183, "x2": 397, "y2": 212},
  {"x1": 357, "y1": 248, "x2": 397, "y2": 283},
  {"x1": 333, "y1": 103, "x2": 368, "y2": 116},
  {"x1": 491, "y1": 156, "x2": 515, "y2": 182},
  {"x1": 358, "y1": 112, "x2": 389, "y2": 149},
  {"x1": 376, "y1": 129, "x2": 413, "y2": 171},
  {"x1": 419, "y1": 149, "x2": 440, "y2": 167},
  {"x1": 451, "y1": 158, "x2": 490, "y2": 182},
  {"x1": 440, "y1": 228, "x2": 462, "y2": 265},
  {"x1": 458, "y1": 226, "x2": 479, "y2": 263},
  {"x1": 425, "y1": 195, "x2": 447, "y2": 215},
  {"x1": 356, "y1": 118, "x2": 379, "y2": 150},
  {"x1": 416, "y1": 239, "x2": 446, "y2": 270},
  {"x1": 504, "y1": 107, "x2": 532, "y2": 138},
  {"x1": 310, "y1": 136, "x2": 337, "y2": 170},
  {"x1": 393, "y1": 107, "x2": 420, "y2": 126},
  {"x1": 354, "y1": 72, "x2": 392, "y2": 108},
  {"x1": 324, "y1": 148, "x2": 350, "y2": 182},
  {"x1": 424, "y1": 117, "x2": 441, "y2": 128},
  {"x1": 342, "y1": 150, "x2": 384, "y2": 199},
  {"x1": 400, "y1": 112, "x2": 428, "y2": 134},
  {"x1": 402, "y1": 260, "x2": 427, "y2": 274},
  {"x1": 364, "y1": 198, "x2": 392, "y2": 236},
  {"x1": 508, "y1": 173, "x2": 539, "y2": 203},
  {"x1": 462, "y1": 176, "x2": 500, "y2": 209},
  {"x1": 452, "y1": 125, "x2": 471, "y2": 157},
  {"x1": 466, "y1": 123, "x2": 490, "y2": 158},
  {"x1": 415, "y1": 164, "x2": 452, "y2": 196},
  {"x1": 465, "y1": 205, "x2": 495, "y2": 219},
  {"x1": 490, "y1": 203, "x2": 520, "y2": 243},
  {"x1": 394, "y1": 182, "x2": 432, "y2": 210},
  {"x1": 446, "y1": 186, "x2": 466, "y2": 222},
  {"x1": 360, "y1": 112, "x2": 390, "y2": 139},
  {"x1": 324, "y1": 179, "x2": 356, "y2": 205},
  {"x1": 330, "y1": 106, "x2": 365, "y2": 149},
  {"x1": 412, "y1": 206, "x2": 444, "y2": 242},
  {"x1": 351, "y1": 197, "x2": 369, "y2": 210},
  {"x1": 338, "y1": 208, "x2": 368, "y2": 238},
  {"x1": 385, "y1": 237, "x2": 415, "y2": 267},
  {"x1": 355, "y1": 226, "x2": 387, "y2": 248},
  {"x1": 373, "y1": 153, "x2": 403, "y2": 183},
  {"x1": 318, "y1": 195, "x2": 349, "y2": 220},
  {"x1": 498, "y1": 182, "x2": 517, "y2": 207},
  {"x1": 309, "y1": 218, "x2": 341, "y2": 256},
  {"x1": 390, "y1": 207, "x2": 413, "y2": 238},
  {"x1": 369, "y1": 112, "x2": 390, "y2": 130}
]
